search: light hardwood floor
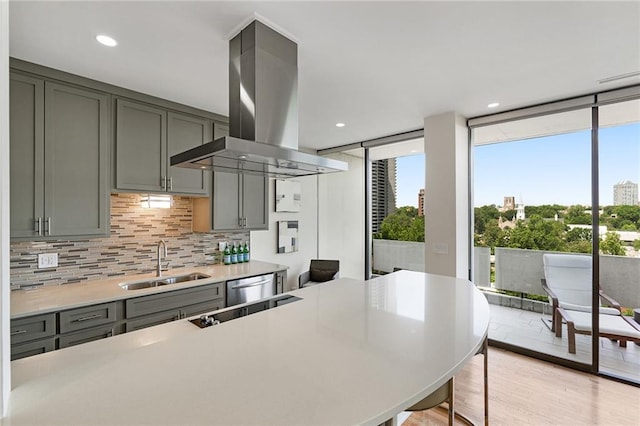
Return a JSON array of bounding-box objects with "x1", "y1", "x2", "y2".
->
[{"x1": 403, "y1": 347, "x2": 640, "y2": 426}]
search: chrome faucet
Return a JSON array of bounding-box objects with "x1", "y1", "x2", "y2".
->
[{"x1": 157, "y1": 240, "x2": 168, "y2": 277}]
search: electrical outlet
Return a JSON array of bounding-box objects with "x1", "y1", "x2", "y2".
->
[
  {"x1": 219, "y1": 241, "x2": 227, "y2": 251},
  {"x1": 38, "y1": 253, "x2": 58, "y2": 269}
]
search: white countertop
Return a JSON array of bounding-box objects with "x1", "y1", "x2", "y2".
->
[
  {"x1": 4, "y1": 270, "x2": 490, "y2": 426},
  {"x1": 11, "y1": 260, "x2": 288, "y2": 318}
]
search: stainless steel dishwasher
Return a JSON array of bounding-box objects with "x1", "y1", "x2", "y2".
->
[{"x1": 226, "y1": 273, "x2": 275, "y2": 307}]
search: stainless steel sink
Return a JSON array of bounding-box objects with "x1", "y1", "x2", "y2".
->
[
  {"x1": 119, "y1": 273, "x2": 210, "y2": 290},
  {"x1": 159, "y1": 273, "x2": 210, "y2": 285}
]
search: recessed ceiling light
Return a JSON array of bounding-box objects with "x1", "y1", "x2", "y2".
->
[
  {"x1": 487, "y1": 102, "x2": 500, "y2": 108},
  {"x1": 96, "y1": 34, "x2": 117, "y2": 47},
  {"x1": 335, "y1": 123, "x2": 345, "y2": 128}
]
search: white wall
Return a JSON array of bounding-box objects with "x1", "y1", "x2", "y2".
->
[
  {"x1": 250, "y1": 176, "x2": 319, "y2": 291},
  {"x1": 318, "y1": 152, "x2": 365, "y2": 280},
  {"x1": 424, "y1": 112, "x2": 469, "y2": 279},
  {"x1": 1, "y1": 0, "x2": 10, "y2": 415}
]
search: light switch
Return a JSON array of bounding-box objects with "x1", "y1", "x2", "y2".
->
[
  {"x1": 219, "y1": 241, "x2": 227, "y2": 251},
  {"x1": 38, "y1": 253, "x2": 58, "y2": 268}
]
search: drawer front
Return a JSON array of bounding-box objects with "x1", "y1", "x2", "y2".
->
[
  {"x1": 125, "y1": 282, "x2": 223, "y2": 318},
  {"x1": 11, "y1": 313, "x2": 56, "y2": 345},
  {"x1": 59, "y1": 302, "x2": 117, "y2": 334},
  {"x1": 58, "y1": 324, "x2": 116, "y2": 349},
  {"x1": 11, "y1": 337, "x2": 56, "y2": 361},
  {"x1": 125, "y1": 310, "x2": 181, "y2": 333}
]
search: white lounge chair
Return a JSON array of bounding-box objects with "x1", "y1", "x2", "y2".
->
[{"x1": 541, "y1": 253, "x2": 640, "y2": 354}]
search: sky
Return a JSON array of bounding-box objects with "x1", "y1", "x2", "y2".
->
[{"x1": 394, "y1": 123, "x2": 639, "y2": 208}]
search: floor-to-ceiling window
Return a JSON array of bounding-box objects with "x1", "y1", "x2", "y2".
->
[
  {"x1": 597, "y1": 97, "x2": 640, "y2": 382},
  {"x1": 472, "y1": 107, "x2": 595, "y2": 367},
  {"x1": 470, "y1": 88, "x2": 640, "y2": 383},
  {"x1": 366, "y1": 139, "x2": 424, "y2": 278}
]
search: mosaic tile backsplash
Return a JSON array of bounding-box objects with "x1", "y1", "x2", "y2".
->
[{"x1": 10, "y1": 193, "x2": 249, "y2": 290}]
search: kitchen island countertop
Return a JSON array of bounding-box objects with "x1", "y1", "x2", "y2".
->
[
  {"x1": 11, "y1": 260, "x2": 288, "y2": 318},
  {"x1": 5, "y1": 270, "x2": 490, "y2": 425}
]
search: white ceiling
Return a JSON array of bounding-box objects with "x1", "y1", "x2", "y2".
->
[{"x1": 9, "y1": 1, "x2": 640, "y2": 151}]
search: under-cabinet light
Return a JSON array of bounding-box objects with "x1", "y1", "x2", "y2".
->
[{"x1": 140, "y1": 194, "x2": 172, "y2": 209}]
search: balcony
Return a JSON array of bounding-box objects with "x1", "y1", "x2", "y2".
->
[{"x1": 373, "y1": 240, "x2": 640, "y2": 382}]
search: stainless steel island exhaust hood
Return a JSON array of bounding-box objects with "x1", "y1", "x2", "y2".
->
[{"x1": 170, "y1": 20, "x2": 348, "y2": 177}]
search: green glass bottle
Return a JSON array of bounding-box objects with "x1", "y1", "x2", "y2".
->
[
  {"x1": 223, "y1": 243, "x2": 231, "y2": 265},
  {"x1": 244, "y1": 242, "x2": 250, "y2": 262},
  {"x1": 230, "y1": 242, "x2": 238, "y2": 264}
]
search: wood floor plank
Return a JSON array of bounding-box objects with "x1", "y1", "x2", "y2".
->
[{"x1": 403, "y1": 347, "x2": 640, "y2": 425}]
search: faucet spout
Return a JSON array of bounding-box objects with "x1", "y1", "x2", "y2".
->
[{"x1": 157, "y1": 240, "x2": 168, "y2": 277}]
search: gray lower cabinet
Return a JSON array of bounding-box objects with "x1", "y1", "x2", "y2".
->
[
  {"x1": 10, "y1": 313, "x2": 56, "y2": 360},
  {"x1": 10, "y1": 280, "x2": 230, "y2": 359},
  {"x1": 58, "y1": 325, "x2": 116, "y2": 349},
  {"x1": 124, "y1": 282, "x2": 224, "y2": 331},
  {"x1": 11, "y1": 338, "x2": 56, "y2": 360},
  {"x1": 59, "y1": 302, "x2": 118, "y2": 334},
  {"x1": 57, "y1": 302, "x2": 119, "y2": 349},
  {"x1": 9, "y1": 73, "x2": 110, "y2": 239},
  {"x1": 125, "y1": 298, "x2": 224, "y2": 332},
  {"x1": 193, "y1": 123, "x2": 268, "y2": 231},
  {"x1": 115, "y1": 98, "x2": 212, "y2": 195}
]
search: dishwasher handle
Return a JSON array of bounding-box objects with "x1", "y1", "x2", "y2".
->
[{"x1": 230, "y1": 279, "x2": 272, "y2": 290}]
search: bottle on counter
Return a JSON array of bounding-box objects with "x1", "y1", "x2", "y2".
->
[
  {"x1": 231, "y1": 242, "x2": 238, "y2": 264},
  {"x1": 238, "y1": 241, "x2": 246, "y2": 263},
  {"x1": 244, "y1": 241, "x2": 250, "y2": 262},
  {"x1": 223, "y1": 243, "x2": 231, "y2": 265}
]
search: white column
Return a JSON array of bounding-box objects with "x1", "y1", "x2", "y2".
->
[
  {"x1": 318, "y1": 152, "x2": 365, "y2": 280},
  {"x1": 0, "y1": 0, "x2": 10, "y2": 416},
  {"x1": 424, "y1": 112, "x2": 469, "y2": 279}
]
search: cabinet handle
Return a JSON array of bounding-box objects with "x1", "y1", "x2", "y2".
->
[
  {"x1": 161, "y1": 176, "x2": 167, "y2": 190},
  {"x1": 45, "y1": 217, "x2": 51, "y2": 235},
  {"x1": 72, "y1": 314, "x2": 103, "y2": 322},
  {"x1": 10, "y1": 329, "x2": 27, "y2": 336},
  {"x1": 168, "y1": 177, "x2": 173, "y2": 191},
  {"x1": 35, "y1": 217, "x2": 42, "y2": 236},
  {"x1": 108, "y1": 328, "x2": 114, "y2": 337},
  {"x1": 243, "y1": 217, "x2": 247, "y2": 228}
]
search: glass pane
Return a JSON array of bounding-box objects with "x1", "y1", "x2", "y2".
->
[
  {"x1": 472, "y1": 108, "x2": 594, "y2": 364},
  {"x1": 368, "y1": 139, "x2": 425, "y2": 277},
  {"x1": 598, "y1": 98, "x2": 640, "y2": 383}
]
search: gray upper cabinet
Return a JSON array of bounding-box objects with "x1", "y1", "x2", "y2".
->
[
  {"x1": 9, "y1": 73, "x2": 44, "y2": 238},
  {"x1": 167, "y1": 112, "x2": 211, "y2": 194},
  {"x1": 9, "y1": 73, "x2": 109, "y2": 239},
  {"x1": 115, "y1": 98, "x2": 211, "y2": 195},
  {"x1": 44, "y1": 82, "x2": 109, "y2": 236},
  {"x1": 115, "y1": 99, "x2": 166, "y2": 192},
  {"x1": 195, "y1": 124, "x2": 268, "y2": 231}
]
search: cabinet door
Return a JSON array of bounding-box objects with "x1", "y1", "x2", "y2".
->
[
  {"x1": 242, "y1": 173, "x2": 269, "y2": 230},
  {"x1": 167, "y1": 112, "x2": 211, "y2": 195},
  {"x1": 180, "y1": 299, "x2": 225, "y2": 318},
  {"x1": 11, "y1": 338, "x2": 56, "y2": 361},
  {"x1": 44, "y1": 82, "x2": 109, "y2": 236},
  {"x1": 125, "y1": 282, "x2": 224, "y2": 318},
  {"x1": 115, "y1": 98, "x2": 166, "y2": 191},
  {"x1": 124, "y1": 309, "x2": 181, "y2": 333},
  {"x1": 9, "y1": 73, "x2": 44, "y2": 238},
  {"x1": 212, "y1": 171, "x2": 242, "y2": 230},
  {"x1": 58, "y1": 324, "x2": 115, "y2": 349}
]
